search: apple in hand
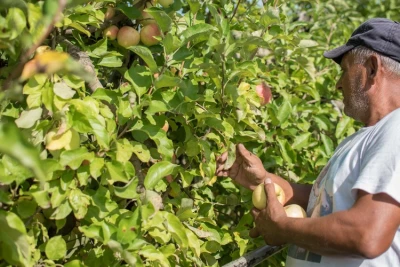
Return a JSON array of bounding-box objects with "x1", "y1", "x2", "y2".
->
[
  {"x1": 252, "y1": 182, "x2": 285, "y2": 210},
  {"x1": 256, "y1": 82, "x2": 272, "y2": 105},
  {"x1": 284, "y1": 204, "x2": 307, "y2": 218},
  {"x1": 117, "y1": 26, "x2": 140, "y2": 47},
  {"x1": 158, "y1": 0, "x2": 174, "y2": 8},
  {"x1": 103, "y1": 25, "x2": 119, "y2": 40},
  {"x1": 140, "y1": 24, "x2": 162, "y2": 46}
]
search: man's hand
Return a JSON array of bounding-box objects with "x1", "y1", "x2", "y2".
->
[
  {"x1": 215, "y1": 144, "x2": 268, "y2": 190},
  {"x1": 249, "y1": 179, "x2": 288, "y2": 246}
]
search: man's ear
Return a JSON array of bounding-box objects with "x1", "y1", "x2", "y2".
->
[{"x1": 365, "y1": 54, "x2": 380, "y2": 80}]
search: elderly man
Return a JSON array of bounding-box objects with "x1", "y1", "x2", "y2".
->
[{"x1": 216, "y1": 18, "x2": 400, "y2": 266}]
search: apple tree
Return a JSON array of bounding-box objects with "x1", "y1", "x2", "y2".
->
[{"x1": 0, "y1": 0, "x2": 398, "y2": 266}]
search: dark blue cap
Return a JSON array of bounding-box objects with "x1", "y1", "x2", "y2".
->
[{"x1": 324, "y1": 18, "x2": 400, "y2": 64}]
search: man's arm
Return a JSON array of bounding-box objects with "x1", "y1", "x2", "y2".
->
[{"x1": 252, "y1": 181, "x2": 400, "y2": 258}]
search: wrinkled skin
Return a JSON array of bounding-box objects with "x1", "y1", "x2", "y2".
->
[{"x1": 215, "y1": 144, "x2": 267, "y2": 190}]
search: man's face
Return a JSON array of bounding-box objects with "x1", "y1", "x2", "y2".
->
[{"x1": 336, "y1": 53, "x2": 370, "y2": 122}]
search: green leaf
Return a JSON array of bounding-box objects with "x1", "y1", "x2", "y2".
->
[
  {"x1": 97, "y1": 56, "x2": 123, "y2": 67},
  {"x1": 0, "y1": 122, "x2": 46, "y2": 183},
  {"x1": 113, "y1": 178, "x2": 139, "y2": 199},
  {"x1": 181, "y1": 23, "x2": 217, "y2": 43},
  {"x1": 15, "y1": 107, "x2": 42, "y2": 128},
  {"x1": 117, "y1": 209, "x2": 141, "y2": 244},
  {"x1": 7, "y1": 8, "x2": 26, "y2": 40},
  {"x1": 277, "y1": 137, "x2": 295, "y2": 165},
  {"x1": 16, "y1": 199, "x2": 37, "y2": 219},
  {"x1": 124, "y1": 65, "x2": 152, "y2": 98},
  {"x1": 69, "y1": 22, "x2": 91, "y2": 36},
  {"x1": 321, "y1": 133, "x2": 334, "y2": 157},
  {"x1": 116, "y1": 2, "x2": 141, "y2": 20},
  {"x1": 116, "y1": 138, "x2": 134, "y2": 163},
  {"x1": 89, "y1": 157, "x2": 104, "y2": 179},
  {"x1": 163, "y1": 212, "x2": 189, "y2": 248},
  {"x1": 276, "y1": 99, "x2": 292, "y2": 124},
  {"x1": 106, "y1": 161, "x2": 130, "y2": 183},
  {"x1": 292, "y1": 132, "x2": 312, "y2": 150},
  {"x1": 60, "y1": 147, "x2": 94, "y2": 170},
  {"x1": 45, "y1": 236, "x2": 67, "y2": 260},
  {"x1": 139, "y1": 245, "x2": 170, "y2": 267},
  {"x1": 0, "y1": 210, "x2": 31, "y2": 266},
  {"x1": 146, "y1": 100, "x2": 169, "y2": 114},
  {"x1": 145, "y1": 7, "x2": 172, "y2": 32},
  {"x1": 144, "y1": 161, "x2": 179, "y2": 190},
  {"x1": 53, "y1": 82, "x2": 76, "y2": 99},
  {"x1": 126, "y1": 46, "x2": 158, "y2": 73},
  {"x1": 335, "y1": 116, "x2": 352, "y2": 139},
  {"x1": 154, "y1": 74, "x2": 180, "y2": 89},
  {"x1": 298, "y1": 39, "x2": 319, "y2": 48},
  {"x1": 69, "y1": 189, "x2": 90, "y2": 219},
  {"x1": 131, "y1": 141, "x2": 151, "y2": 162},
  {"x1": 50, "y1": 200, "x2": 72, "y2": 220}
]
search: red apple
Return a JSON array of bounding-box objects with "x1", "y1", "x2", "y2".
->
[
  {"x1": 255, "y1": 82, "x2": 272, "y2": 105},
  {"x1": 117, "y1": 26, "x2": 140, "y2": 48},
  {"x1": 103, "y1": 25, "x2": 119, "y2": 40},
  {"x1": 104, "y1": 6, "x2": 115, "y2": 20},
  {"x1": 140, "y1": 24, "x2": 162, "y2": 46}
]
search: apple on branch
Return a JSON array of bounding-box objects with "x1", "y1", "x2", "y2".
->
[
  {"x1": 117, "y1": 26, "x2": 140, "y2": 47},
  {"x1": 140, "y1": 24, "x2": 162, "y2": 46},
  {"x1": 103, "y1": 25, "x2": 119, "y2": 40}
]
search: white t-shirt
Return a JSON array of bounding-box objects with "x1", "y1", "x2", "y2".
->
[{"x1": 286, "y1": 108, "x2": 400, "y2": 267}]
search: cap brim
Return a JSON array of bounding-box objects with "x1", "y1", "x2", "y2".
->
[{"x1": 323, "y1": 44, "x2": 356, "y2": 64}]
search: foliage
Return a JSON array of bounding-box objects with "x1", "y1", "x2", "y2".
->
[{"x1": 0, "y1": 0, "x2": 399, "y2": 266}]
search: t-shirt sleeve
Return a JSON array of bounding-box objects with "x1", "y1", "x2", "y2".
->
[{"x1": 352, "y1": 119, "x2": 400, "y2": 204}]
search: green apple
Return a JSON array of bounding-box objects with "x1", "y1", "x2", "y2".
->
[
  {"x1": 103, "y1": 25, "x2": 119, "y2": 40},
  {"x1": 252, "y1": 182, "x2": 285, "y2": 210},
  {"x1": 140, "y1": 24, "x2": 162, "y2": 46},
  {"x1": 284, "y1": 204, "x2": 307, "y2": 218},
  {"x1": 117, "y1": 26, "x2": 140, "y2": 47}
]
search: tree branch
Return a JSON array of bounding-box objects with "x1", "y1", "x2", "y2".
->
[{"x1": 57, "y1": 36, "x2": 103, "y2": 92}]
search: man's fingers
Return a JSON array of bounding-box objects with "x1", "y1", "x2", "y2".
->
[
  {"x1": 215, "y1": 169, "x2": 229, "y2": 177},
  {"x1": 216, "y1": 151, "x2": 228, "y2": 164},
  {"x1": 236, "y1": 144, "x2": 252, "y2": 158},
  {"x1": 249, "y1": 227, "x2": 260, "y2": 238},
  {"x1": 215, "y1": 152, "x2": 228, "y2": 175},
  {"x1": 251, "y1": 208, "x2": 260, "y2": 219},
  {"x1": 264, "y1": 178, "x2": 279, "y2": 205}
]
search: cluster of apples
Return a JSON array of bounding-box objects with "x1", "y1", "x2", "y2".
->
[
  {"x1": 102, "y1": 0, "x2": 173, "y2": 48},
  {"x1": 252, "y1": 182, "x2": 307, "y2": 218}
]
